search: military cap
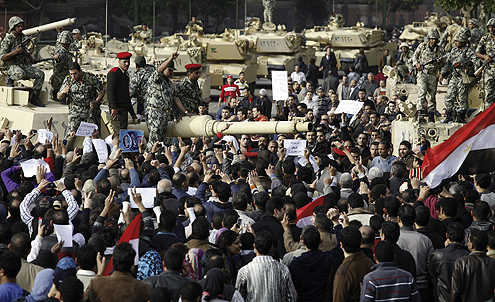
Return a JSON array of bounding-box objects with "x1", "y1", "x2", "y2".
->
[
  {"x1": 185, "y1": 63, "x2": 201, "y2": 71},
  {"x1": 454, "y1": 30, "x2": 469, "y2": 43},
  {"x1": 227, "y1": 75, "x2": 233, "y2": 80},
  {"x1": 72, "y1": 28, "x2": 81, "y2": 34},
  {"x1": 468, "y1": 19, "x2": 478, "y2": 26},
  {"x1": 487, "y1": 18, "x2": 495, "y2": 27},
  {"x1": 58, "y1": 30, "x2": 73, "y2": 44},
  {"x1": 135, "y1": 55, "x2": 146, "y2": 67},
  {"x1": 117, "y1": 52, "x2": 132, "y2": 60},
  {"x1": 400, "y1": 42, "x2": 410, "y2": 49},
  {"x1": 426, "y1": 29, "x2": 440, "y2": 39},
  {"x1": 9, "y1": 16, "x2": 23, "y2": 32}
]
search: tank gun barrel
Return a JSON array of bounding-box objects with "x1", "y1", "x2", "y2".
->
[
  {"x1": 305, "y1": 35, "x2": 331, "y2": 44},
  {"x1": 407, "y1": 27, "x2": 428, "y2": 36},
  {"x1": 164, "y1": 115, "x2": 312, "y2": 138},
  {"x1": 23, "y1": 18, "x2": 77, "y2": 36}
]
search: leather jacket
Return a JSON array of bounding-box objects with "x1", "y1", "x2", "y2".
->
[
  {"x1": 450, "y1": 252, "x2": 495, "y2": 302},
  {"x1": 428, "y1": 243, "x2": 469, "y2": 302}
]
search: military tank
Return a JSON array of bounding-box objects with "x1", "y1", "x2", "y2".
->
[
  {"x1": 382, "y1": 65, "x2": 483, "y2": 149},
  {"x1": 399, "y1": 13, "x2": 449, "y2": 43},
  {"x1": 304, "y1": 16, "x2": 397, "y2": 72},
  {"x1": 238, "y1": 18, "x2": 314, "y2": 78}
]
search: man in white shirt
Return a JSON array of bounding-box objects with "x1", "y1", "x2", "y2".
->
[{"x1": 290, "y1": 65, "x2": 306, "y2": 84}]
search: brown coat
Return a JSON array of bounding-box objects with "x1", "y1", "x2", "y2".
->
[
  {"x1": 85, "y1": 271, "x2": 151, "y2": 302},
  {"x1": 333, "y1": 251, "x2": 374, "y2": 302},
  {"x1": 185, "y1": 238, "x2": 216, "y2": 253}
]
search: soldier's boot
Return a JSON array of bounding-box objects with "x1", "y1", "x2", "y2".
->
[
  {"x1": 417, "y1": 110, "x2": 427, "y2": 124},
  {"x1": 6, "y1": 76, "x2": 14, "y2": 87},
  {"x1": 427, "y1": 111, "x2": 435, "y2": 123},
  {"x1": 30, "y1": 90, "x2": 45, "y2": 107},
  {"x1": 455, "y1": 110, "x2": 466, "y2": 123},
  {"x1": 443, "y1": 109, "x2": 454, "y2": 123}
]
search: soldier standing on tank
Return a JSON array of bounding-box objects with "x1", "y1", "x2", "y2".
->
[
  {"x1": 145, "y1": 51, "x2": 192, "y2": 150},
  {"x1": 129, "y1": 55, "x2": 155, "y2": 118},
  {"x1": 50, "y1": 31, "x2": 74, "y2": 104},
  {"x1": 475, "y1": 18, "x2": 495, "y2": 110},
  {"x1": 468, "y1": 19, "x2": 484, "y2": 52},
  {"x1": 396, "y1": 42, "x2": 414, "y2": 84},
  {"x1": 57, "y1": 62, "x2": 105, "y2": 139},
  {"x1": 71, "y1": 29, "x2": 83, "y2": 50},
  {"x1": 441, "y1": 28, "x2": 475, "y2": 123},
  {"x1": 0, "y1": 16, "x2": 45, "y2": 107},
  {"x1": 175, "y1": 63, "x2": 211, "y2": 118},
  {"x1": 440, "y1": 16, "x2": 462, "y2": 53},
  {"x1": 412, "y1": 29, "x2": 445, "y2": 123},
  {"x1": 133, "y1": 24, "x2": 152, "y2": 43}
]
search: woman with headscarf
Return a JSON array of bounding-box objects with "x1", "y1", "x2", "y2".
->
[
  {"x1": 202, "y1": 268, "x2": 228, "y2": 302},
  {"x1": 21, "y1": 269, "x2": 54, "y2": 302}
]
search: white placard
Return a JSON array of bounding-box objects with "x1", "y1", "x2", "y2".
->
[
  {"x1": 284, "y1": 139, "x2": 306, "y2": 156},
  {"x1": 128, "y1": 188, "x2": 156, "y2": 209},
  {"x1": 37, "y1": 129, "x2": 53, "y2": 145},
  {"x1": 334, "y1": 100, "x2": 364, "y2": 115},
  {"x1": 75, "y1": 122, "x2": 98, "y2": 137},
  {"x1": 271, "y1": 71, "x2": 289, "y2": 101},
  {"x1": 105, "y1": 135, "x2": 113, "y2": 148},
  {"x1": 53, "y1": 224, "x2": 73, "y2": 247},
  {"x1": 92, "y1": 139, "x2": 108, "y2": 163},
  {"x1": 20, "y1": 159, "x2": 51, "y2": 178},
  {"x1": 298, "y1": 155, "x2": 319, "y2": 173}
]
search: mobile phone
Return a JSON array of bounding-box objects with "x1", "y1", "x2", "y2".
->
[
  {"x1": 32, "y1": 130, "x2": 37, "y2": 134},
  {"x1": 237, "y1": 218, "x2": 242, "y2": 227},
  {"x1": 47, "y1": 183, "x2": 56, "y2": 189},
  {"x1": 12, "y1": 130, "x2": 16, "y2": 134},
  {"x1": 63, "y1": 139, "x2": 67, "y2": 145}
]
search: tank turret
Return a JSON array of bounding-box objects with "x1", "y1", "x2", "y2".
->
[{"x1": 23, "y1": 18, "x2": 76, "y2": 36}]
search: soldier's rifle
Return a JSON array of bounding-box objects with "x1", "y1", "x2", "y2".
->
[
  {"x1": 412, "y1": 53, "x2": 448, "y2": 76},
  {"x1": 15, "y1": 30, "x2": 42, "y2": 59},
  {"x1": 33, "y1": 57, "x2": 57, "y2": 64},
  {"x1": 474, "y1": 51, "x2": 495, "y2": 77},
  {"x1": 443, "y1": 59, "x2": 473, "y2": 77}
]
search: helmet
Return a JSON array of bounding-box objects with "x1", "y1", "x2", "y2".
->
[
  {"x1": 9, "y1": 16, "x2": 23, "y2": 32},
  {"x1": 72, "y1": 28, "x2": 81, "y2": 34},
  {"x1": 453, "y1": 16, "x2": 462, "y2": 23},
  {"x1": 454, "y1": 30, "x2": 469, "y2": 43},
  {"x1": 58, "y1": 30, "x2": 73, "y2": 44},
  {"x1": 426, "y1": 29, "x2": 440, "y2": 39},
  {"x1": 400, "y1": 42, "x2": 410, "y2": 49},
  {"x1": 487, "y1": 18, "x2": 495, "y2": 27},
  {"x1": 468, "y1": 19, "x2": 478, "y2": 26}
]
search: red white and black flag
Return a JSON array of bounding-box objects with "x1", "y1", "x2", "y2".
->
[{"x1": 422, "y1": 105, "x2": 495, "y2": 189}]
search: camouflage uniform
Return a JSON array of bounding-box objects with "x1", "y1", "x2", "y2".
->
[
  {"x1": 50, "y1": 33, "x2": 73, "y2": 100},
  {"x1": 441, "y1": 45, "x2": 475, "y2": 112},
  {"x1": 0, "y1": 32, "x2": 44, "y2": 90},
  {"x1": 133, "y1": 26, "x2": 152, "y2": 43},
  {"x1": 470, "y1": 27, "x2": 485, "y2": 51},
  {"x1": 476, "y1": 32, "x2": 495, "y2": 109},
  {"x1": 129, "y1": 64, "x2": 155, "y2": 115},
  {"x1": 412, "y1": 40, "x2": 445, "y2": 113},
  {"x1": 145, "y1": 70, "x2": 176, "y2": 150},
  {"x1": 174, "y1": 77, "x2": 202, "y2": 117},
  {"x1": 59, "y1": 72, "x2": 104, "y2": 138},
  {"x1": 396, "y1": 47, "x2": 414, "y2": 83},
  {"x1": 440, "y1": 22, "x2": 461, "y2": 53}
]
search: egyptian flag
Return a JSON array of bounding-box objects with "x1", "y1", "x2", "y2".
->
[
  {"x1": 103, "y1": 213, "x2": 142, "y2": 276},
  {"x1": 296, "y1": 195, "x2": 326, "y2": 227},
  {"x1": 422, "y1": 105, "x2": 495, "y2": 189}
]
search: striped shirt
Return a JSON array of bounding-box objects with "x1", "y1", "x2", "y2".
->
[
  {"x1": 236, "y1": 255, "x2": 297, "y2": 302},
  {"x1": 361, "y1": 262, "x2": 420, "y2": 302}
]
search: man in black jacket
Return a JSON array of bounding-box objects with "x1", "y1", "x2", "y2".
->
[
  {"x1": 107, "y1": 52, "x2": 137, "y2": 138},
  {"x1": 252, "y1": 197, "x2": 287, "y2": 256}
]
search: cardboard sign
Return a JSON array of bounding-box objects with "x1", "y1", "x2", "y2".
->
[
  {"x1": 37, "y1": 129, "x2": 53, "y2": 145},
  {"x1": 75, "y1": 122, "x2": 98, "y2": 137},
  {"x1": 284, "y1": 139, "x2": 306, "y2": 156},
  {"x1": 334, "y1": 100, "x2": 364, "y2": 115},
  {"x1": 128, "y1": 188, "x2": 156, "y2": 208},
  {"x1": 271, "y1": 71, "x2": 289, "y2": 101}
]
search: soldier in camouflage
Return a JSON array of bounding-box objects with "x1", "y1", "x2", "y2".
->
[
  {"x1": 0, "y1": 16, "x2": 45, "y2": 107},
  {"x1": 440, "y1": 16, "x2": 462, "y2": 53},
  {"x1": 475, "y1": 18, "x2": 495, "y2": 110},
  {"x1": 50, "y1": 30, "x2": 74, "y2": 104},
  {"x1": 174, "y1": 63, "x2": 211, "y2": 118},
  {"x1": 412, "y1": 28, "x2": 445, "y2": 123},
  {"x1": 468, "y1": 19, "x2": 484, "y2": 52},
  {"x1": 441, "y1": 28, "x2": 475, "y2": 123},
  {"x1": 71, "y1": 29, "x2": 83, "y2": 50},
  {"x1": 57, "y1": 62, "x2": 105, "y2": 139},
  {"x1": 145, "y1": 51, "x2": 192, "y2": 150},
  {"x1": 129, "y1": 55, "x2": 155, "y2": 117},
  {"x1": 132, "y1": 24, "x2": 152, "y2": 43},
  {"x1": 395, "y1": 42, "x2": 414, "y2": 83}
]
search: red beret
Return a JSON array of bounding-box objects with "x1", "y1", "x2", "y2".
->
[
  {"x1": 117, "y1": 52, "x2": 132, "y2": 60},
  {"x1": 244, "y1": 152, "x2": 258, "y2": 158},
  {"x1": 185, "y1": 64, "x2": 201, "y2": 71},
  {"x1": 333, "y1": 147, "x2": 350, "y2": 157},
  {"x1": 227, "y1": 75, "x2": 233, "y2": 79}
]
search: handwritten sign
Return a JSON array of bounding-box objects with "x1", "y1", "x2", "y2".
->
[
  {"x1": 284, "y1": 139, "x2": 306, "y2": 156},
  {"x1": 21, "y1": 159, "x2": 51, "y2": 178},
  {"x1": 75, "y1": 122, "x2": 98, "y2": 137},
  {"x1": 334, "y1": 100, "x2": 364, "y2": 115},
  {"x1": 128, "y1": 188, "x2": 156, "y2": 208},
  {"x1": 37, "y1": 129, "x2": 53, "y2": 145},
  {"x1": 271, "y1": 71, "x2": 289, "y2": 101},
  {"x1": 92, "y1": 139, "x2": 108, "y2": 163},
  {"x1": 298, "y1": 155, "x2": 319, "y2": 173},
  {"x1": 119, "y1": 130, "x2": 144, "y2": 153}
]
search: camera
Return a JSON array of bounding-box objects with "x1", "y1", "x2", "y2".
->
[{"x1": 47, "y1": 183, "x2": 56, "y2": 189}]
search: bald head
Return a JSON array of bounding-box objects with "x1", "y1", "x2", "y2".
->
[
  {"x1": 120, "y1": 168, "x2": 130, "y2": 183},
  {"x1": 190, "y1": 162, "x2": 202, "y2": 174},
  {"x1": 66, "y1": 151, "x2": 74, "y2": 163},
  {"x1": 360, "y1": 225, "x2": 375, "y2": 248},
  {"x1": 157, "y1": 179, "x2": 172, "y2": 193}
]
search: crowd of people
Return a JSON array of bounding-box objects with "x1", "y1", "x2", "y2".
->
[{"x1": 2, "y1": 11, "x2": 495, "y2": 302}]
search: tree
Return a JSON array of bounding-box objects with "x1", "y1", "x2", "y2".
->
[
  {"x1": 196, "y1": 0, "x2": 237, "y2": 33},
  {"x1": 435, "y1": 0, "x2": 495, "y2": 20}
]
